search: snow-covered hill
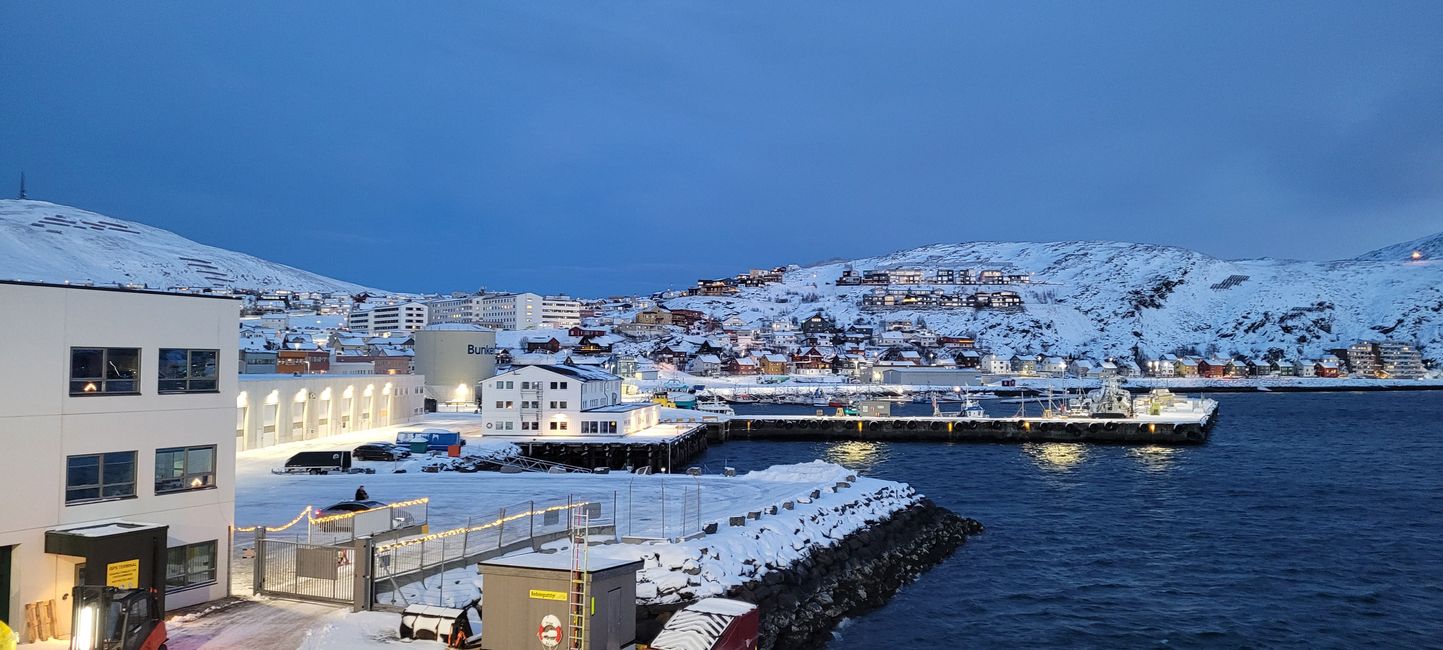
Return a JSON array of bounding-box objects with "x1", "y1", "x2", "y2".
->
[
  {"x1": 0, "y1": 200, "x2": 374, "y2": 293},
  {"x1": 664, "y1": 238, "x2": 1443, "y2": 363}
]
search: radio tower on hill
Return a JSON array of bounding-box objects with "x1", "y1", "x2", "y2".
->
[{"x1": 17, "y1": 172, "x2": 26, "y2": 199}]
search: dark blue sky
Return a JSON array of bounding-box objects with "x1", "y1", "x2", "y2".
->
[{"x1": 3, "y1": 2, "x2": 1442, "y2": 296}]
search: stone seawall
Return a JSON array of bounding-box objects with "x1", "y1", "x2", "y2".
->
[{"x1": 638, "y1": 499, "x2": 982, "y2": 649}]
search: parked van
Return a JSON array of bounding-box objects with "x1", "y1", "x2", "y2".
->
[{"x1": 395, "y1": 428, "x2": 466, "y2": 451}]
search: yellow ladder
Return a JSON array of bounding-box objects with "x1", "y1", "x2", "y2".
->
[{"x1": 567, "y1": 506, "x2": 590, "y2": 650}]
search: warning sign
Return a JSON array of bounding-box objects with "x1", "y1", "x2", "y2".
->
[
  {"x1": 537, "y1": 614, "x2": 563, "y2": 648},
  {"x1": 106, "y1": 559, "x2": 140, "y2": 589},
  {"x1": 529, "y1": 589, "x2": 567, "y2": 602}
]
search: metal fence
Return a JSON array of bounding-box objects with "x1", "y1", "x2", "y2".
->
[
  {"x1": 254, "y1": 536, "x2": 357, "y2": 605},
  {"x1": 308, "y1": 498, "x2": 430, "y2": 544},
  {"x1": 620, "y1": 476, "x2": 704, "y2": 541},
  {"x1": 370, "y1": 496, "x2": 613, "y2": 608}
]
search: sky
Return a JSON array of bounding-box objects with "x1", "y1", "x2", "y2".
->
[{"x1": 2, "y1": 2, "x2": 1442, "y2": 296}]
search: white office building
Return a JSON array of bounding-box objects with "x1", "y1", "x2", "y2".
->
[
  {"x1": 425, "y1": 294, "x2": 486, "y2": 325},
  {"x1": 480, "y1": 365, "x2": 658, "y2": 435},
  {"x1": 234, "y1": 373, "x2": 427, "y2": 451},
  {"x1": 480, "y1": 293, "x2": 581, "y2": 330},
  {"x1": 348, "y1": 302, "x2": 429, "y2": 335},
  {"x1": 0, "y1": 281, "x2": 240, "y2": 634}
]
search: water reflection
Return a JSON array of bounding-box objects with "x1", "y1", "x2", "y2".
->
[
  {"x1": 1126, "y1": 445, "x2": 1180, "y2": 472},
  {"x1": 825, "y1": 440, "x2": 884, "y2": 473},
  {"x1": 1023, "y1": 442, "x2": 1089, "y2": 472}
]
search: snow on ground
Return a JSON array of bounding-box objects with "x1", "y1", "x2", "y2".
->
[
  {"x1": 293, "y1": 462, "x2": 919, "y2": 648},
  {"x1": 166, "y1": 598, "x2": 349, "y2": 650}
]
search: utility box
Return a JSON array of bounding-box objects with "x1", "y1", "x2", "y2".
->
[
  {"x1": 478, "y1": 552, "x2": 642, "y2": 650},
  {"x1": 858, "y1": 399, "x2": 892, "y2": 417}
]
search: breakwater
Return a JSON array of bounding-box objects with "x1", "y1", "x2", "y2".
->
[{"x1": 637, "y1": 499, "x2": 981, "y2": 650}]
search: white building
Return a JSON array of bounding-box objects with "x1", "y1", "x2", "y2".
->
[
  {"x1": 425, "y1": 294, "x2": 486, "y2": 325},
  {"x1": 0, "y1": 281, "x2": 239, "y2": 630},
  {"x1": 479, "y1": 293, "x2": 582, "y2": 330},
  {"x1": 348, "y1": 301, "x2": 429, "y2": 335},
  {"x1": 480, "y1": 365, "x2": 658, "y2": 436},
  {"x1": 979, "y1": 354, "x2": 1012, "y2": 375},
  {"x1": 235, "y1": 373, "x2": 426, "y2": 451}
]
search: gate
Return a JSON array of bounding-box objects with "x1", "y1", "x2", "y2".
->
[{"x1": 254, "y1": 533, "x2": 358, "y2": 606}]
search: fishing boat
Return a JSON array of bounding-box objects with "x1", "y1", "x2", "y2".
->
[
  {"x1": 697, "y1": 394, "x2": 736, "y2": 416},
  {"x1": 810, "y1": 387, "x2": 830, "y2": 408}
]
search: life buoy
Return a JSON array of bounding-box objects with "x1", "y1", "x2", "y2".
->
[{"x1": 485, "y1": 422, "x2": 493, "y2": 429}]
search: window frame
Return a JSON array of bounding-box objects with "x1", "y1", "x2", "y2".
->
[
  {"x1": 154, "y1": 445, "x2": 218, "y2": 495},
  {"x1": 65, "y1": 451, "x2": 138, "y2": 504},
  {"x1": 165, "y1": 540, "x2": 218, "y2": 592},
  {"x1": 69, "y1": 347, "x2": 142, "y2": 396},
  {"x1": 157, "y1": 348, "x2": 221, "y2": 394}
]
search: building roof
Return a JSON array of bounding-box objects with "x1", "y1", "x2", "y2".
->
[
  {"x1": 0, "y1": 278, "x2": 241, "y2": 300},
  {"x1": 528, "y1": 363, "x2": 621, "y2": 382}
]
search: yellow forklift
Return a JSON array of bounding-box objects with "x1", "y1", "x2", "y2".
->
[{"x1": 69, "y1": 585, "x2": 167, "y2": 650}]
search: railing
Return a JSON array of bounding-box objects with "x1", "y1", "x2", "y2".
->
[
  {"x1": 370, "y1": 496, "x2": 614, "y2": 609},
  {"x1": 307, "y1": 498, "x2": 430, "y2": 543}
]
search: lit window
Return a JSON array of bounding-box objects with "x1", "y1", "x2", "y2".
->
[
  {"x1": 155, "y1": 446, "x2": 217, "y2": 494},
  {"x1": 69, "y1": 347, "x2": 140, "y2": 395}
]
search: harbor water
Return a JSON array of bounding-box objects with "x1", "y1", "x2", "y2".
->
[{"x1": 696, "y1": 391, "x2": 1443, "y2": 647}]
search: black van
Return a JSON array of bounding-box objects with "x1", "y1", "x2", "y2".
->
[{"x1": 277, "y1": 450, "x2": 364, "y2": 475}]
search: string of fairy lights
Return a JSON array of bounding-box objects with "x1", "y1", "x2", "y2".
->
[
  {"x1": 234, "y1": 497, "x2": 432, "y2": 532},
  {"x1": 375, "y1": 500, "x2": 596, "y2": 553}
]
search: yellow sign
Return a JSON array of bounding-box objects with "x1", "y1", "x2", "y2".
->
[
  {"x1": 529, "y1": 589, "x2": 567, "y2": 602},
  {"x1": 106, "y1": 559, "x2": 140, "y2": 589}
]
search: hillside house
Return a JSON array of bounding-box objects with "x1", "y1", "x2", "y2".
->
[
  {"x1": 759, "y1": 353, "x2": 791, "y2": 375},
  {"x1": 1068, "y1": 359, "x2": 1096, "y2": 378},
  {"x1": 688, "y1": 354, "x2": 723, "y2": 376},
  {"x1": 723, "y1": 356, "x2": 761, "y2": 375},
  {"x1": 980, "y1": 354, "x2": 1012, "y2": 375}
]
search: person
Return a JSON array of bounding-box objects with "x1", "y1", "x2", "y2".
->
[{"x1": 354, "y1": 485, "x2": 369, "y2": 501}]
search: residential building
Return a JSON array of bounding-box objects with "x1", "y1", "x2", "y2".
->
[
  {"x1": 0, "y1": 280, "x2": 240, "y2": 627},
  {"x1": 481, "y1": 293, "x2": 544, "y2": 330},
  {"x1": 1344, "y1": 342, "x2": 1381, "y2": 377},
  {"x1": 348, "y1": 301, "x2": 429, "y2": 335},
  {"x1": 480, "y1": 364, "x2": 659, "y2": 436},
  {"x1": 425, "y1": 294, "x2": 486, "y2": 325},
  {"x1": 539, "y1": 295, "x2": 582, "y2": 328},
  {"x1": 1377, "y1": 342, "x2": 1425, "y2": 379}
]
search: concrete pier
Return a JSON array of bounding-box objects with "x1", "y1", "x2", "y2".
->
[
  {"x1": 503, "y1": 423, "x2": 712, "y2": 471},
  {"x1": 724, "y1": 408, "x2": 1217, "y2": 445}
]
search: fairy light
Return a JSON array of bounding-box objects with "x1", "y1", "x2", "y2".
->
[
  {"x1": 235, "y1": 506, "x2": 312, "y2": 533},
  {"x1": 376, "y1": 501, "x2": 595, "y2": 553},
  {"x1": 308, "y1": 497, "x2": 431, "y2": 525}
]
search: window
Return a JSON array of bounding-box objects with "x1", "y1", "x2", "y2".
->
[
  {"x1": 65, "y1": 452, "x2": 137, "y2": 503},
  {"x1": 70, "y1": 348, "x2": 140, "y2": 395},
  {"x1": 521, "y1": 422, "x2": 538, "y2": 431},
  {"x1": 549, "y1": 381, "x2": 568, "y2": 390},
  {"x1": 494, "y1": 400, "x2": 513, "y2": 409},
  {"x1": 158, "y1": 349, "x2": 219, "y2": 393},
  {"x1": 548, "y1": 421, "x2": 568, "y2": 431},
  {"x1": 503, "y1": 421, "x2": 514, "y2": 430},
  {"x1": 549, "y1": 401, "x2": 568, "y2": 410},
  {"x1": 166, "y1": 541, "x2": 217, "y2": 591},
  {"x1": 155, "y1": 446, "x2": 216, "y2": 494}
]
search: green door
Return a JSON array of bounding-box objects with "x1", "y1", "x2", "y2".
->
[{"x1": 0, "y1": 545, "x2": 11, "y2": 626}]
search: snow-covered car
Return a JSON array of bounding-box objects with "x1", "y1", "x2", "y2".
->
[{"x1": 353, "y1": 443, "x2": 410, "y2": 461}]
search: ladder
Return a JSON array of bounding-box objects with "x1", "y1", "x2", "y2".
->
[{"x1": 568, "y1": 507, "x2": 590, "y2": 650}]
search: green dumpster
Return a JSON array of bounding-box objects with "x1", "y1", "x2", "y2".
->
[{"x1": 409, "y1": 441, "x2": 428, "y2": 454}]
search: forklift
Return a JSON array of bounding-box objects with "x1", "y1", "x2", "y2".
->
[{"x1": 69, "y1": 585, "x2": 167, "y2": 650}]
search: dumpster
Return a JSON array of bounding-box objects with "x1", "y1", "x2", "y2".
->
[
  {"x1": 410, "y1": 441, "x2": 428, "y2": 454},
  {"x1": 447, "y1": 444, "x2": 461, "y2": 457}
]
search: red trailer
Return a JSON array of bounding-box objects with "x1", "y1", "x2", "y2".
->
[{"x1": 650, "y1": 598, "x2": 759, "y2": 650}]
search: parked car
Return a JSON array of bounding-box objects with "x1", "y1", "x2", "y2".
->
[
  {"x1": 353, "y1": 443, "x2": 410, "y2": 461},
  {"x1": 313, "y1": 499, "x2": 417, "y2": 531}
]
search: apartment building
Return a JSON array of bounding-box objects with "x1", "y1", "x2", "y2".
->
[
  {"x1": 425, "y1": 294, "x2": 486, "y2": 325},
  {"x1": 480, "y1": 365, "x2": 658, "y2": 436},
  {"x1": 0, "y1": 280, "x2": 240, "y2": 635},
  {"x1": 348, "y1": 301, "x2": 429, "y2": 335},
  {"x1": 1376, "y1": 341, "x2": 1426, "y2": 379}
]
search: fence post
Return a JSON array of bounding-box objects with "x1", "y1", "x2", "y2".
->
[
  {"x1": 497, "y1": 507, "x2": 507, "y2": 550},
  {"x1": 462, "y1": 515, "x2": 472, "y2": 560},
  {"x1": 661, "y1": 480, "x2": 667, "y2": 540},
  {"x1": 612, "y1": 491, "x2": 619, "y2": 543},
  {"x1": 253, "y1": 526, "x2": 267, "y2": 595},
  {"x1": 529, "y1": 500, "x2": 535, "y2": 539},
  {"x1": 352, "y1": 536, "x2": 373, "y2": 612}
]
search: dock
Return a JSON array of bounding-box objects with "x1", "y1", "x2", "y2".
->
[
  {"x1": 491, "y1": 422, "x2": 713, "y2": 472},
  {"x1": 722, "y1": 405, "x2": 1217, "y2": 445}
]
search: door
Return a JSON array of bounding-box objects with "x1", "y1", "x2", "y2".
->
[
  {"x1": 605, "y1": 587, "x2": 622, "y2": 649},
  {"x1": 1, "y1": 546, "x2": 11, "y2": 626}
]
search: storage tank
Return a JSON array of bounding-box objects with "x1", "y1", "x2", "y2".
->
[{"x1": 413, "y1": 324, "x2": 496, "y2": 407}]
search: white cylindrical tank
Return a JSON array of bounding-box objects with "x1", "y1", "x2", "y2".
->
[{"x1": 413, "y1": 324, "x2": 496, "y2": 406}]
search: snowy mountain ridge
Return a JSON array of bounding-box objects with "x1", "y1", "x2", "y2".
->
[
  {"x1": 664, "y1": 236, "x2": 1443, "y2": 363},
  {"x1": 0, "y1": 200, "x2": 375, "y2": 293}
]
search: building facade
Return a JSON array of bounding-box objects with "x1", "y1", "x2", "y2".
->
[
  {"x1": 479, "y1": 293, "x2": 581, "y2": 330},
  {"x1": 479, "y1": 365, "x2": 658, "y2": 436},
  {"x1": 0, "y1": 281, "x2": 240, "y2": 632},
  {"x1": 235, "y1": 373, "x2": 426, "y2": 451},
  {"x1": 348, "y1": 302, "x2": 429, "y2": 335}
]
